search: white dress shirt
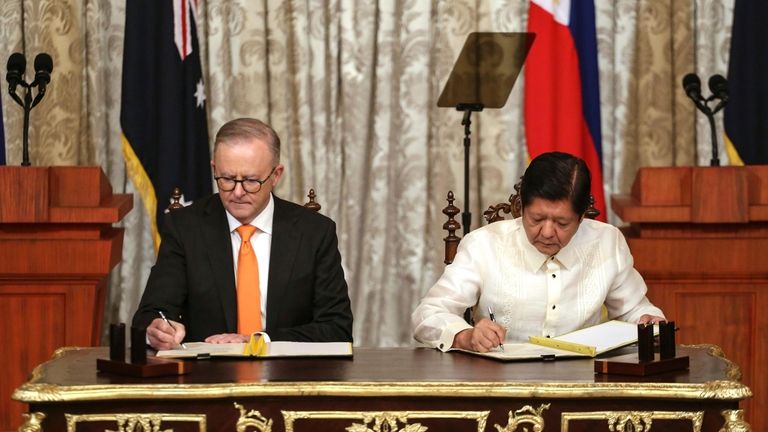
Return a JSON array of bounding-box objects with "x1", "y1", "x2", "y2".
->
[
  {"x1": 225, "y1": 194, "x2": 275, "y2": 330},
  {"x1": 412, "y1": 218, "x2": 664, "y2": 351}
]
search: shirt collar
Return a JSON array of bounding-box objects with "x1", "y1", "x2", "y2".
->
[
  {"x1": 553, "y1": 236, "x2": 578, "y2": 269},
  {"x1": 225, "y1": 193, "x2": 275, "y2": 235},
  {"x1": 517, "y1": 219, "x2": 579, "y2": 272},
  {"x1": 519, "y1": 229, "x2": 550, "y2": 273}
]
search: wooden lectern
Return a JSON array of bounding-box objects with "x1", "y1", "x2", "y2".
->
[
  {"x1": 0, "y1": 166, "x2": 132, "y2": 431},
  {"x1": 612, "y1": 165, "x2": 768, "y2": 431}
]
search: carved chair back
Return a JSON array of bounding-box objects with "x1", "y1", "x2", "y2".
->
[{"x1": 166, "y1": 187, "x2": 323, "y2": 213}]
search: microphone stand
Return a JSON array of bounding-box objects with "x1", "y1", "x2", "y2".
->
[
  {"x1": 692, "y1": 95, "x2": 725, "y2": 167},
  {"x1": 21, "y1": 82, "x2": 33, "y2": 166},
  {"x1": 6, "y1": 67, "x2": 48, "y2": 167},
  {"x1": 688, "y1": 95, "x2": 721, "y2": 167},
  {"x1": 705, "y1": 107, "x2": 720, "y2": 167},
  {"x1": 7, "y1": 81, "x2": 36, "y2": 167},
  {"x1": 685, "y1": 79, "x2": 727, "y2": 167},
  {"x1": 456, "y1": 103, "x2": 484, "y2": 235}
]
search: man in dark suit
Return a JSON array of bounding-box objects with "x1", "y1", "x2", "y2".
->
[{"x1": 133, "y1": 118, "x2": 353, "y2": 350}]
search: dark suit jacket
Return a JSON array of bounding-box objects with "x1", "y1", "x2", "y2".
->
[{"x1": 132, "y1": 194, "x2": 353, "y2": 342}]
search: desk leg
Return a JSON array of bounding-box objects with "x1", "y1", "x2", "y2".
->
[
  {"x1": 721, "y1": 409, "x2": 752, "y2": 432},
  {"x1": 18, "y1": 412, "x2": 45, "y2": 431}
]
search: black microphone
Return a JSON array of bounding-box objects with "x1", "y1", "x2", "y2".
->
[
  {"x1": 682, "y1": 73, "x2": 703, "y2": 101},
  {"x1": 708, "y1": 74, "x2": 728, "y2": 101},
  {"x1": 708, "y1": 74, "x2": 728, "y2": 115},
  {"x1": 31, "y1": 53, "x2": 53, "y2": 106},
  {"x1": 6, "y1": 52, "x2": 26, "y2": 95},
  {"x1": 33, "y1": 53, "x2": 52, "y2": 87}
]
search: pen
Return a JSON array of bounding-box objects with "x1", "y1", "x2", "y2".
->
[
  {"x1": 487, "y1": 306, "x2": 504, "y2": 352},
  {"x1": 158, "y1": 310, "x2": 187, "y2": 349}
]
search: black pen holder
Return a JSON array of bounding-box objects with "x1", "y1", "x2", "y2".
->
[
  {"x1": 659, "y1": 320, "x2": 676, "y2": 359},
  {"x1": 637, "y1": 323, "x2": 655, "y2": 362},
  {"x1": 109, "y1": 323, "x2": 126, "y2": 362},
  {"x1": 130, "y1": 326, "x2": 147, "y2": 364}
]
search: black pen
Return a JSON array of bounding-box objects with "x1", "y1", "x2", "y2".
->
[
  {"x1": 158, "y1": 310, "x2": 187, "y2": 349},
  {"x1": 487, "y1": 306, "x2": 504, "y2": 352}
]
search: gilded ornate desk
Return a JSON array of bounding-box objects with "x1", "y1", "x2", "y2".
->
[{"x1": 13, "y1": 345, "x2": 751, "y2": 431}]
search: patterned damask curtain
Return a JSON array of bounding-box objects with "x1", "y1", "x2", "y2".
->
[{"x1": 0, "y1": 0, "x2": 732, "y2": 347}]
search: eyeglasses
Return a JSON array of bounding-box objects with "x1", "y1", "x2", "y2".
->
[{"x1": 214, "y1": 167, "x2": 277, "y2": 194}]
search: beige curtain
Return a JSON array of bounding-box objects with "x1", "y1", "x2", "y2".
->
[
  {"x1": 614, "y1": 0, "x2": 733, "y2": 200},
  {"x1": 0, "y1": 0, "x2": 733, "y2": 347}
]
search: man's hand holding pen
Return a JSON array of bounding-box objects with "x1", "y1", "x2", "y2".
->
[
  {"x1": 452, "y1": 317, "x2": 506, "y2": 353},
  {"x1": 146, "y1": 312, "x2": 187, "y2": 351}
]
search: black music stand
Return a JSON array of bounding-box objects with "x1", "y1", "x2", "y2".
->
[{"x1": 438, "y1": 32, "x2": 535, "y2": 234}]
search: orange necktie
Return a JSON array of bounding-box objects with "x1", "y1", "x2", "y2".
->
[{"x1": 236, "y1": 224, "x2": 262, "y2": 334}]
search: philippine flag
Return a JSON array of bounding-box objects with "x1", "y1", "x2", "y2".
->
[{"x1": 524, "y1": 0, "x2": 605, "y2": 220}]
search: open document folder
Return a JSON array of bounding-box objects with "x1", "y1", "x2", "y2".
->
[
  {"x1": 156, "y1": 332, "x2": 353, "y2": 359},
  {"x1": 452, "y1": 320, "x2": 658, "y2": 361}
]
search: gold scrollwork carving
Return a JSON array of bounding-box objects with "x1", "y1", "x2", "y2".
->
[
  {"x1": 699, "y1": 380, "x2": 753, "y2": 400},
  {"x1": 235, "y1": 402, "x2": 273, "y2": 432},
  {"x1": 682, "y1": 344, "x2": 742, "y2": 381},
  {"x1": 18, "y1": 412, "x2": 46, "y2": 432},
  {"x1": 494, "y1": 404, "x2": 550, "y2": 432},
  {"x1": 64, "y1": 413, "x2": 206, "y2": 432},
  {"x1": 281, "y1": 410, "x2": 489, "y2": 432},
  {"x1": 719, "y1": 409, "x2": 752, "y2": 432},
  {"x1": 346, "y1": 413, "x2": 426, "y2": 432},
  {"x1": 606, "y1": 411, "x2": 652, "y2": 431},
  {"x1": 561, "y1": 411, "x2": 703, "y2": 432}
]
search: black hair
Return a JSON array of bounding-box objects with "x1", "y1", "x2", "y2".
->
[{"x1": 520, "y1": 152, "x2": 591, "y2": 216}]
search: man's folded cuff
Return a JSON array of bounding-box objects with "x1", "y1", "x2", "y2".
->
[{"x1": 436, "y1": 321, "x2": 472, "y2": 352}]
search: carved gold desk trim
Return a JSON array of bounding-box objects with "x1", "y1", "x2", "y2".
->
[
  {"x1": 280, "y1": 410, "x2": 489, "y2": 432},
  {"x1": 562, "y1": 410, "x2": 704, "y2": 431},
  {"x1": 64, "y1": 413, "x2": 206, "y2": 432},
  {"x1": 494, "y1": 404, "x2": 549, "y2": 432},
  {"x1": 682, "y1": 344, "x2": 742, "y2": 381},
  {"x1": 14, "y1": 379, "x2": 752, "y2": 403}
]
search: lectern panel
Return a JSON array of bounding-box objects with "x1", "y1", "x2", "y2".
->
[
  {"x1": 0, "y1": 165, "x2": 132, "y2": 431},
  {"x1": 0, "y1": 290, "x2": 65, "y2": 431},
  {"x1": 646, "y1": 281, "x2": 764, "y2": 431}
]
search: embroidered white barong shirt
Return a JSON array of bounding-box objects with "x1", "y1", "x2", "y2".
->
[{"x1": 412, "y1": 218, "x2": 664, "y2": 351}]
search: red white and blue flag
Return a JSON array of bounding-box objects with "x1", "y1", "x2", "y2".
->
[
  {"x1": 121, "y1": 0, "x2": 212, "y2": 250},
  {"x1": 524, "y1": 0, "x2": 605, "y2": 220}
]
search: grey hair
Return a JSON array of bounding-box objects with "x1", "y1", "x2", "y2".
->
[{"x1": 213, "y1": 118, "x2": 281, "y2": 163}]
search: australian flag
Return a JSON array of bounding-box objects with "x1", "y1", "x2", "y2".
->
[
  {"x1": 724, "y1": 0, "x2": 768, "y2": 165},
  {"x1": 120, "y1": 0, "x2": 212, "y2": 250}
]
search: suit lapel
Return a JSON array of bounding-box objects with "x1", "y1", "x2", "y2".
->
[
  {"x1": 266, "y1": 197, "x2": 301, "y2": 328},
  {"x1": 202, "y1": 196, "x2": 238, "y2": 333}
]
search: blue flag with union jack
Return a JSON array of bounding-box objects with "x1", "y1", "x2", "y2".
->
[
  {"x1": 120, "y1": 0, "x2": 212, "y2": 250},
  {"x1": 724, "y1": 0, "x2": 768, "y2": 165}
]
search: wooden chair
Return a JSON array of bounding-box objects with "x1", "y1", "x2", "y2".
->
[
  {"x1": 167, "y1": 187, "x2": 323, "y2": 212},
  {"x1": 443, "y1": 180, "x2": 600, "y2": 264}
]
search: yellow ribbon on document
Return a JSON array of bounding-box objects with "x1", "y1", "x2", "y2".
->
[
  {"x1": 528, "y1": 336, "x2": 597, "y2": 357},
  {"x1": 243, "y1": 332, "x2": 270, "y2": 356}
]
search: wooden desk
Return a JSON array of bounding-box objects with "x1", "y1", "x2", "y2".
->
[{"x1": 13, "y1": 346, "x2": 751, "y2": 432}]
